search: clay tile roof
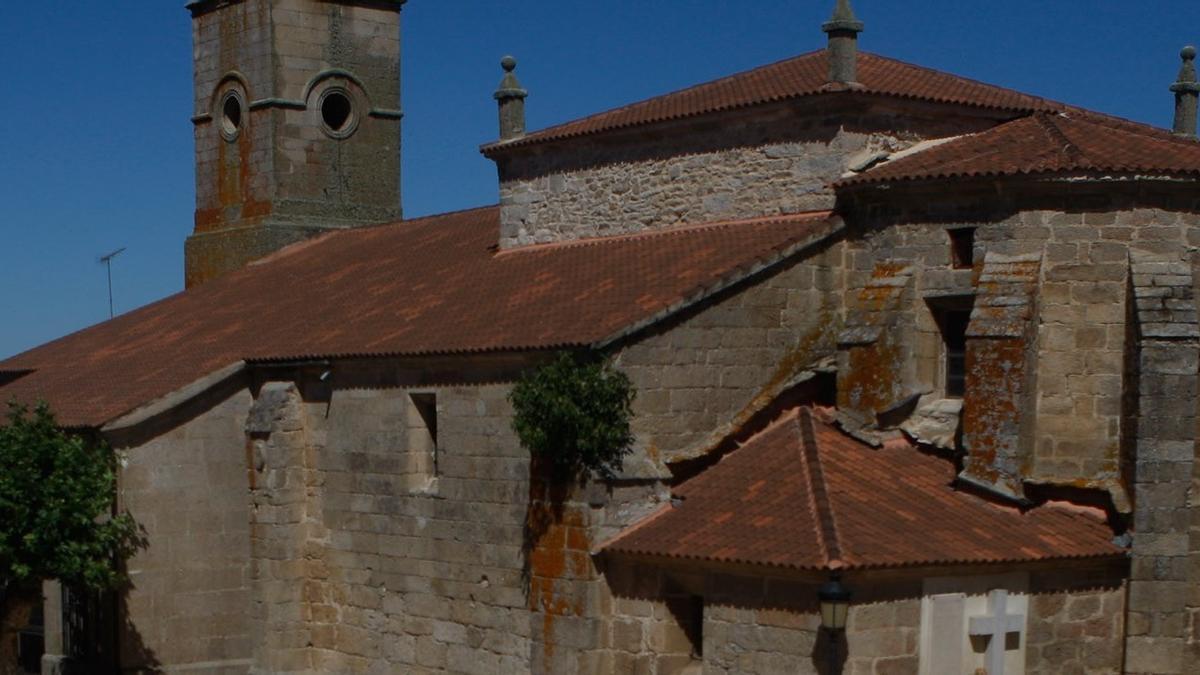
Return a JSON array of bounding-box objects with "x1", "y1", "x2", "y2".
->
[
  {"x1": 603, "y1": 408, "x2": 1122, "y2": 571},
  {"x1": 483, "y1": 51, "x2": 1062, "y2": 153},
  {"x1": 0, "y1": 207, "x2": 835, "y2": 428},
  {"x1": 837, "y1": 112, "x2": 1200, "y2": 187}
]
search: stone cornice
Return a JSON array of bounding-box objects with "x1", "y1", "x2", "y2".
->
[{"x1": 186, "y1": 0, "x2": 406, "y2": 18}]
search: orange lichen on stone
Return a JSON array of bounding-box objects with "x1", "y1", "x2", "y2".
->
[
  {"x1": 962, "y1": 338, "x2": 1026, "y2": 492},
  {"x1": 525, "y1": 463, "x2": 594, "y2": 661},
  {"x1": 838, "y1": 339, "x2": 902, "y2": 417}
]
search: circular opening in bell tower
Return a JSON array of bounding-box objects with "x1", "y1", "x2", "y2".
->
[
  {"x1": 321, "y1": 91, "x2": 354, "y2": 135},
  {"x1": 219, "y1": 91, "x2": 244, "y2": 142}
]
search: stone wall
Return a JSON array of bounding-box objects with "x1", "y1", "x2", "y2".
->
[
  {"x1": 599, "y1": 562, "x2": 1125, "y2": 675},
  {"x1": 1027, "y1": 584, "x2": 1125, "y2": 674},
  {"x1": 496, "y1": 100, "x2": 1000, "y2": 248},
  {"x1": 601, "y1": 561, "x2": 826, "y2": 675},
  {"x1": 615, "y1": 245, "x2": 843, "y2": 468},
  {"x1": 246, "y1": 378, "x2": 530, "y2": 674},
  {"x1": 1123, "y1": 252, "x2": 1199, "y2": 674},
  {"x1": 840, "y1": 186, "x2": 1200, "y2": 501},
  {"x1": 218, "y1": 239, "x2": 845, "y2": 672},
  {"x1": 114, "y1": 388, "x2": 256, "y2": 672}
]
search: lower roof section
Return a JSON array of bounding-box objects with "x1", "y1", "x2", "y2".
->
[
  {"x1": 602, "y1": 408, "x2": 1123, "y2": 572},
  {"x1": 0, "y1": 207, "x2": 835, "y2": 428}
]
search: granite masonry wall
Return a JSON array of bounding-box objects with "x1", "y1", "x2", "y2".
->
[
  {"x1": 614, "y1": 244, "x2": 844, "y2": 468},
  {"x1": 599, "y1": 561, "x2": 1125, "y2": 675},
  {"x1": 113, "y1": 388, "x2": 257, "y2": 673},
  {"x1": 841, "y1": 189, "x2": 1200, "y2": 495},
  {"x1": 238, "y1": 377, "x2": 680, "y2": 675},
  {"x1": 601, "y1": 560, "x2": 827, "y2": 675},
  {"x1": 1027, "y1": 583, "x2": 1126, "y2": 674},
  {"x1": 220, "y1": 241, "x2": 849, "y2": 673},
  {"x1": 1123, "y1": 251, "x2": 1199, "y2": 674},
  {"x1": 495, "y1": 100, "x2": 1001, "y2": 248},
  {"x1": 841, "y1": 184, "x2": 1200, "y2": 673}
]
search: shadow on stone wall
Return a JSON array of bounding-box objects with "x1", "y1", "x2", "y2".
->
[{"x1": 116, "y1": 588, "x2": 161, "y2": 675}]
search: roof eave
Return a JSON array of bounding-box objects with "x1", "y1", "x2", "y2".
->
[
  {"x1": 835, "y1": 169, "x2": 1200, "y2": 191},
  {"x1": 481, "y1": 90, "x2": 1040, "y2": 159},
  {"x1": 599, "y1": 546, "x2": 1126, "y2": 577}
]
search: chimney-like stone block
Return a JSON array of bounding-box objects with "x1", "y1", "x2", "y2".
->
[
  {"x1": 494, "y1": 55, "x2": 528, "y2": 141},
  {"x1": 1171, "y1": 46, "x2": 1199, "y2": 138}
]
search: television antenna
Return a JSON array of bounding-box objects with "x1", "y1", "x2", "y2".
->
[{"x1": 98, "y1": 247, "x2": 126, "y2": 319}]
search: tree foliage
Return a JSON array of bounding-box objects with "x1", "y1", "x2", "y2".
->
[
  {"x1": 509, "y1": 352, "x2": 636, "y2": 481},
  {"x1": 0, "y1": 401, "x2": 141, "y2": 595}
]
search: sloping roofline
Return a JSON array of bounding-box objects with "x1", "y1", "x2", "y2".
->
[
  {"x1": 602, "y1": 407, "x2": 1123, "y2": 572},
  {"x1": 836, "y1": 111, "x2": 1200, "y2": 188},
  {"x1": 481, "y1": 50, "x2": 1067, "y2": 156},
  {"x1": 0, "y1": 208, "x2": 839, "y2": 428}
]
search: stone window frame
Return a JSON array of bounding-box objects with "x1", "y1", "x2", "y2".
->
[
  {"x1": 947, "y1": 226, "x2": 977, "y2": 270},
  {"x1": 211, "y1": 72, "x2": 251, "y2": 144},
  {"x1": 317, "y1": 87, "x2": 359, "y2": 139},
  {"x1": 406, "y1": 390, "x2": 440, "y2": 494},
  {"x1": 925, "y1": 294, "x2": 976, "y2": 400},
  {"x1": 303, "y1": 70, "x2": 370, "y2": 141}
]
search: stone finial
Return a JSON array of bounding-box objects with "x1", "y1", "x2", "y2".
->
[
  {"x1": 822, "y1": 0, "x2": 864, "y2": 86},
  {"x1": 494, "y1": 55, "x2": 528, "y2": 141},
  {"x1": 1171, "y1": 46, "x2": 1199, "y2": 137}
]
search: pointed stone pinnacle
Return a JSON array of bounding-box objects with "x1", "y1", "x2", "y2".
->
[
  {"x1": 494, "y1": 55, "x2": 528, "y2": 102},
  {"x1": 1172, "y1": 46, "x2": 1199, "y2": 92},
  {"x1": 823, "y1": 0, "x2": 864, "y2": 34},
  {"x1": 1172, "y1": 46, "x2": 1199, "y2": 137}
]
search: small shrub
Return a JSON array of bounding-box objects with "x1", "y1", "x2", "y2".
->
[{"x1": 509, "y1": 352, "x2": 636, "y2": 481}]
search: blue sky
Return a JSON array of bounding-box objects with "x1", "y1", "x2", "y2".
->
[{"x1": 0, "y1": 1, "x2": 1196, "y2": 359}]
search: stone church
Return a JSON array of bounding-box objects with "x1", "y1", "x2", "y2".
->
[{"x1": 4, "y1": 0, "x2": 1200, "y2": 672}]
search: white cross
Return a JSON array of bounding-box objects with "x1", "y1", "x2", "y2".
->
[{"x1": 967, "y1": 589, "x2": 1025, "y2": 675}]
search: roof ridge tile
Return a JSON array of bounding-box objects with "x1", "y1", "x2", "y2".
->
[
  {"x1": 484, "y1": 50, "x2": 1078, "y2": 153},
  {"x1": 839, "y1": 110, "x2": 1200, "y2": 187},
  {"x1": 798, "y1": 409, "x2": 843, "y2": 567},
  {"x1": 602, "y1": 406, "x2": 1122, "y2": 572}
]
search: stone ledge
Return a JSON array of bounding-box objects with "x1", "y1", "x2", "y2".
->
[{"x1": 187, "y1": 0, "x2": 406, "y2": 18}]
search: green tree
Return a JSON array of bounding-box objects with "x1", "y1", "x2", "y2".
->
[
  {"x1": 509, "y1": 352, "x2": 636, "y2": 481},
  {"x1": 0, "y1": 401, "x2": 142, "y2": 653}
]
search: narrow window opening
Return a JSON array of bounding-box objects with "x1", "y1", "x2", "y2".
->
[
  {"x1": 938, "y1": 309, "x2": 972, "y2": 398},
  {"x1": 666, "y1": 594, "x2": 704, "y2": 659},
  {"x1": 321, "y1": 91, "x2": 353, "y2": 132},
  {"x1": 218, "y1": 91, "x2": 244, "y2": 142},
  {"x1": 410, "y1": 393, "x2": 438, "y2": 477},
  {"x1": 222, "y1": 95, "x2": 242, "y2": 134},
  {"x1": 949, "y1": 228, "x2": 976, "y2": 269}
]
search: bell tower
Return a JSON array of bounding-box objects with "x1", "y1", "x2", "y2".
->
[{"x1": 184, "y1": 0, "x2": 405, "y2": 288}]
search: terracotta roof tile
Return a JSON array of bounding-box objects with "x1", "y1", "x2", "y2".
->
[
  {"x1": 483, "y1": 51, "x2": 1061, "y2": 153},
  {"x1": 0, "y1": 208, "x2": 835, "y2": 428},
  {"x1": 603, "y1": 408, "x2": 1122, "y2": 571},
  {"x1": 838, "y1": 112, "x2": 1200, "y2": 187}
]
